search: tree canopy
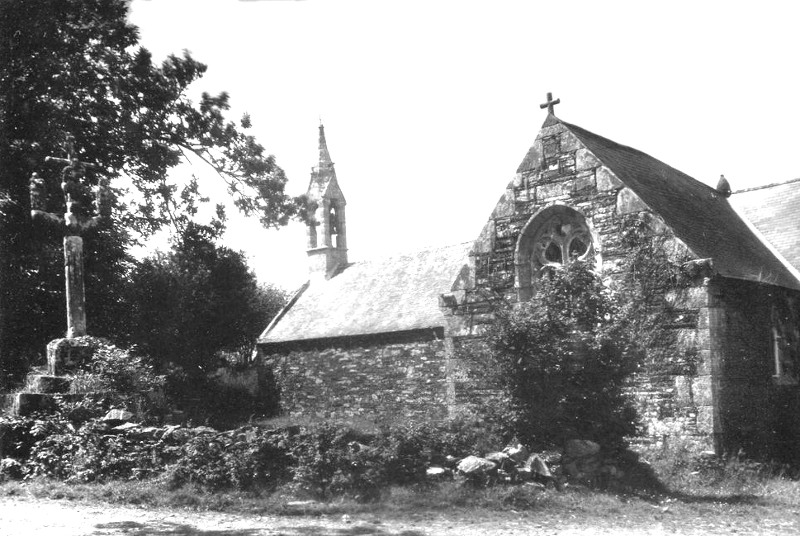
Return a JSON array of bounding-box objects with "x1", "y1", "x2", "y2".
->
[
  {"x1": 125, "y1": 223, "x2": 287, "y2": 375},
  {"x1": 0, "y1": 0, "x2": 302, "y2": 383}
]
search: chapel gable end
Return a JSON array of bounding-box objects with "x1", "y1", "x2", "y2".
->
[{"x1": 467, "y1": 113, "x2": 664, "y2": 310}]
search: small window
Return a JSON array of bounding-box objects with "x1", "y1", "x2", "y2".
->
[{"x1": 772, "y1": 307, "x2": 799, "y2": 385}]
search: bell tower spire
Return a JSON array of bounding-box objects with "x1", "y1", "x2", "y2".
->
[{"x1": 306, "y1": 124, "x2": 347, "y2": 279}]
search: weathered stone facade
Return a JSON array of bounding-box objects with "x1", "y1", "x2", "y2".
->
[
  {"x1": 438, "y1": 118, "x2": 716, "y2": 448},
  {"x1": 259, "y1": 116, "x2": 800, "y2": 461}
]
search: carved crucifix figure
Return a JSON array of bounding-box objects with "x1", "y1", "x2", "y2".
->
[{"x1": 30, "y1": 135, "x2": 110, "y2": 338}]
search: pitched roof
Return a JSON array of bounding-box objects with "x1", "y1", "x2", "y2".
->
[
  {"x1": 730, "y1": 178, "x2": 800, "y2": 274},
  {"x1": 258, "y1": 243, "x2": 471, "y2": 344},
  {"x1": 560, "y1": 119, "x2": 800, "y2": 291}
]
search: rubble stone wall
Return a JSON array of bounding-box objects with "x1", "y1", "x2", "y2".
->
[
  {"x1": 626, "y1": 284, "x2": 715, "y2": 450},
  {"x1": 260, "y1": 330, "x2": 449, "y2": 422}
]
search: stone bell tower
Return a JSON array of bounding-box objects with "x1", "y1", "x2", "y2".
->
[{"x1": 306, "y1": 124, "x2": 347, "y2": 279}]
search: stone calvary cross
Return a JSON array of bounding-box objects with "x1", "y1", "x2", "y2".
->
[{"x1": 29, "y1": 134, "x2": 111, "y2": 338}]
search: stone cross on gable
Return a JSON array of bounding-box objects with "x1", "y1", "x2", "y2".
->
[
  {"x1": 540, "y1": 92, "x2": 561, "y2": 115},
  {"x1": 29, "y1": 135, "x2": 111, "y2": 338}
]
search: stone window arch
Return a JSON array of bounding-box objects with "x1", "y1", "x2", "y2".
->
[{"x1": 516, "y1": 205, "x2": 596, "y2": 300}]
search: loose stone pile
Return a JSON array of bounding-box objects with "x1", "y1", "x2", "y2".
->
[{"x1": 432, "y1": 438, "x2": 626, "y2": 488}]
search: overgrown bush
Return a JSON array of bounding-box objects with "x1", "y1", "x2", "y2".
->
[
  {"x1": 70, "y1": 337, "x2": 164, "y2": 395},
  {"x1": 287, "y1": 424, "x2": 385, "y2": 500},
  {"x1": 485, "y1": 260, "x2": 640, "y2": 451},
  {"x1": 63, "y1": 337, "x2": 167, "y2": 424},
  {"x1": 167, "y1": 427, "x2": 293, "y2": 491}
]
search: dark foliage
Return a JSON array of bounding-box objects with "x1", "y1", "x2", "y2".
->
[
  {"x1": 0, "y1": 0, "x2": 301, "y2": 386},
  {"x1": 125, "y1": 223, "x2": 287, "y2": 374},
  {"x1": 485, "y1": 260, "x2": 641, "y2": 451},
  {"x1": 164, "y1": 372, "x2": 275, "y2": 429}
]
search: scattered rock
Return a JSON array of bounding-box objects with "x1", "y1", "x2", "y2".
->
[
  {"x1": 524, "y1": 481, "x2": 546, "y2": 490},
  {"x1": 457, "y1": 455, "x2": 497, "y2": 476},
  {"x1": 0, "y1": 458, "x2": 22, "y2": 480},
  {"x1": 443, "y1": 455, "x2": 459, "y2": 468},
  {"x1": 526, "y1": 454, "x2": 553, "y2": 479},
  {"x1": 101, "y1": 408, "x2": 133, "y2": 424},
  {"x1": 111, "y1": 422, "x2": 139, "y2": 432},
  {"x1": 286, "y1": 500, "x2": 317, "y2": 507},
  {"x1": 192, "y1": 426, "x2": 218, "y2": 435},
  {"x1": 516, "y1": 467, "x2": 534, "y2": 481},
  {"x1": 426, "y1": 466, "x2": 448, "y2": 478},
  {"x1": 503, "y1": 440, "x2": 530, "y2": 465}
]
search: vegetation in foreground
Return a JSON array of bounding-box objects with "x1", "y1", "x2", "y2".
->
[
  {"x1": 3, "y1": 402, "x2": 800, "y2": 521},
  {"x1": 2, "y1": 446, "x2": 800, "y2": 534}
]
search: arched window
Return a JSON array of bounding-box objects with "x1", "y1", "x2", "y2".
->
[
  {"x1": 516, "y1": 206, "x2": 595, "y2": 300},
  {"x1": 530, "y1": 213, "x2": 593, "y2": 272}
]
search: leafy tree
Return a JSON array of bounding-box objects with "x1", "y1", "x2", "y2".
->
[
  {"x1": 485, "y1": 260, "x2": 640, "y2": 450},
  {"x1": 0, "y1": 0, "x2": 302, "y2": 384},
  {"x1": 125, "y1": 223, "x2": 287, "y2": 375}
]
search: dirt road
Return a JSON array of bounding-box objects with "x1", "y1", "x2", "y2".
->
[{"x1": 1, "y1": 495, "x2": 798, "y2": 535}]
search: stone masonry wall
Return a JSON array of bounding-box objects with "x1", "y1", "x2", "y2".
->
[
  {"x1": 627, "y1": 283, "x2": 716, "y2": 451},
  {"x1": 441, "y1": 119, "x2": 716, "y2": 448},
  {"x1": 261, "y1": 331, "x2": 448, "y2": 423}
]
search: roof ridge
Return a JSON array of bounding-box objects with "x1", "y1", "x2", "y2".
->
[
  {"x1": 733, "y1": 177, "x2": 800, "y2": 194},
  {"x1": 559, "y1": 119, "x2": 722, "y2": 197}
]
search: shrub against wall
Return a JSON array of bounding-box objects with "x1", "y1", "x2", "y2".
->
[{"x1": 485, "y1": 260, "x2": 640, "y2": 450}]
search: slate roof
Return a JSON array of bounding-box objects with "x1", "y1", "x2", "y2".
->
[
  {"x1": 730, "y1": 178, "x2": 800, "y2": 274},
  {"x1": 560, "y1": 119, "x2": 800, "y2": 290},
  {"x1": 258, "y1": 243, "x2": 471, "y2": 344}
]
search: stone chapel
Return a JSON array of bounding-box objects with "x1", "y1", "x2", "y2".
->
[{"x1": 258, "y1": 100, "x2": 800, "y2": 460}]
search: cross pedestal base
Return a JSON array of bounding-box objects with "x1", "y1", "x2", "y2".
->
[{"x1": 47, "y1": 337, "x2": 93, "y2": 376}]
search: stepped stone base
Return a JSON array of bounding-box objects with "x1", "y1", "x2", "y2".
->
[
  {"x1": 27, "y1": 375, "x2": 72, "y2": 394},
  {"x1": 47, "y1": 338, "x2": 93, "y2": 376},
  {"x1": 1, "y1": 392, "x2": 111, "y2": 417},
  {"x1": 9, "y1": 393, "x2": 59, "y2": 416},
  {"x1": 0, "y1": 338, "x2": 99, "y2": 419}
]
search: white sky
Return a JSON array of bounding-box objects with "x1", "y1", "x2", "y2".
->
[{"x1": 127, "y1": 0, "x2": 800, "y2": 290}]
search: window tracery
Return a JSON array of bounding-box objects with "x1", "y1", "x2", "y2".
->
[
  {"x1": 515, "y1": 206, "x2": 596, "y2": 300},
  {"x1": 529, "y1": 212, "x2": 593, "y2": 276}
]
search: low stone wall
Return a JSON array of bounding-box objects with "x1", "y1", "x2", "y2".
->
[{"x1": 259, "y1": 329, "x2": 449, "y2": 422}]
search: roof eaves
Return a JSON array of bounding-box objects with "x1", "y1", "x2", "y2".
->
[
  {"x1": 728, "y1": 203, "x2": 800, "y2": 290},
  {"x1": 257, "y1": 280, "x2": 311, "y2": 343}
]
